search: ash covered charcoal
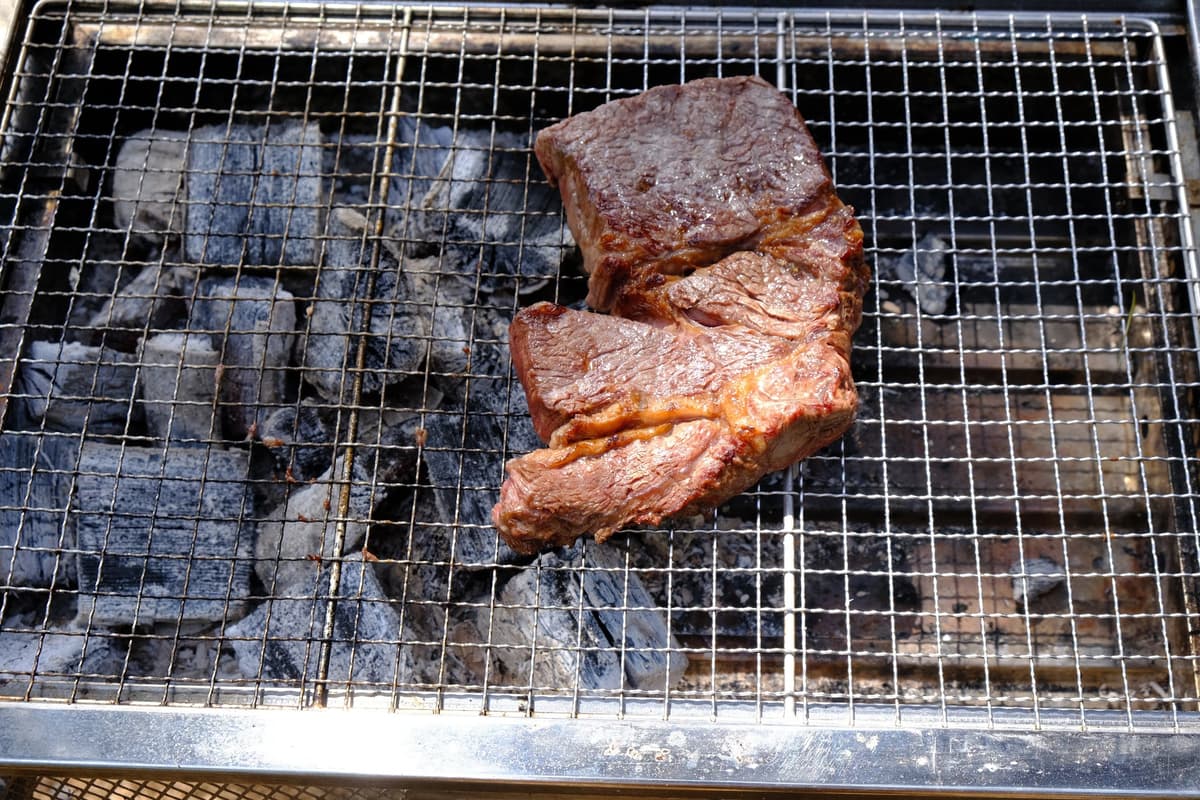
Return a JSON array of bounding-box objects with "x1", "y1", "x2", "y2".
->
[
  {"x1": 226, "y1": 552, "x2": 412, "y2": 688},
  {"x1": 184, "y1": 120, "x2": 325, "y2": 267},
  {"x1": 253, "y1": 456, "x2": 379, "y2": 592},
  {"x1": 415, "y1": 129, "x2": 572, "y2": 291},
  {"x1": 191, "y1": 275, "x2": 297, "y2": 440},
  {"x1": 111, "y1": 129, "x2": 188, "y2": 248},
  {"x1": 0, "y1": 622, "x2": 124, "y2": 690},
  {"x1": 1010, "y1": 557, "x2": 1067, "y2": 613},
  {"x1": 258, "y1": 399, "x2": 336, "y2": 481},
  {"x1": 0, "y1": 433, "x2": 79, "y2": 587},
  {"x1": 300, "y1": 208, "x2": 424, "y2": 401},
  {"x1": 13, "y1": 341, "x2": 138, "y2": 436},
  {"x1": 890, "y1": 232, "x2": 949, "y2": 315},
  {"x1": 259, "y1": 399, "x2": 426, "y2": 485},
  {"x1": 484, "y1": 547, "x2": 622, "y2": 691},
  {"x1": 84, "y1": 265, "x2": 197, "y2": 350},
  {"x1": 579, "y1": 540, "x2": 687, "y2": 690},
  {"x1": 408, "y1": 305, "x2": 540, "y2": 567},
  {"x1": 73, "y1": 443, "x2": 255, "y2": 626},
  {"x1": 138, "y1": 332, "x2": 222, "y2": 443}
]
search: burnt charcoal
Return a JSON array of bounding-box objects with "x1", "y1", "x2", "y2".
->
[
  {"x1": 138, "y1": 332, "x2": 222, "y2": 443},
  {"x1": 0, "y1": 433, "x2": 79, "y2": 587},
  {"x1": 0, "y1": 622, "x2": 125, "y2": 689},
  {"x1": 185, "y1": 121, "x2": 325, "y2": 267},
  {"x1": 259, "y1": 400, "x2": 336, "y2": 481},
  {"x1": 385, "y1": 118, "x2": 456, "y2": 232},
  {"x1": 253, "y1": 457, "x2": 379, "y2": 592},
  {"x1": 111, "y1": 129, "x2": 188, "y2": 249},
  {"x1": 73, "y1": 443, "x2": 255, "y2": 626},
  {"x1": 300, "y1": 208, "x2": 427, "y2": 401},
  {"x1": 416, "y1": 129, "x2": 570, "y2": 292},
  {"x1": 14, "y1": 341, "x2": 138, "y2": 436},
  {"x1": 191, "y1": 276, "x2": 297, "y2": 440},
  {"x1": 580, "y1": 540, "x2": 687, "y2": 690},
  {"x1": 226, "y1": 552, "x2": 411, "y2": 688},
  {"x1": 485, "y1": 547, "x2": 623, "y2": 691},
  {"x1": 405, "y1": 300, "x2": 549, "y2": 566},
  {"x1": 888, "y1": 232, "x2": 949, "y2": 314},
  {"x1": 84, "y1": 265, "x2": 197, "y2": 349},
  {"x1": 1010, "y1": 557, "x2": 1067, "y2": 614}
]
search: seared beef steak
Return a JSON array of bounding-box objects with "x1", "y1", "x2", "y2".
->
[
  {"x1": 534, "y1": 75, "x2": 842, "y2": 312},
  {"x1": 495, "y1": 76, "x2": 867, "y2": 554}
]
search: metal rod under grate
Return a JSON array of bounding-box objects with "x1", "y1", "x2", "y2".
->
[{"x1": 0, "y1": 2, "x2": 1199, "y2": 794}]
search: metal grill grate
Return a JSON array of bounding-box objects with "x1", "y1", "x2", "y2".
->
[{"x1": 0, "y1": 2, "x2": 1198, "y2": 749}]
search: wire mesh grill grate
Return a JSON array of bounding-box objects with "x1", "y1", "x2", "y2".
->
[{"x1": 0, "y1": 3, "x2": 1196, "y2": 733}]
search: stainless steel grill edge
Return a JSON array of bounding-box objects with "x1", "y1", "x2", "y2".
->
[{"x1": 0, "y1": 2, "x2": 1198, "y2": 795}]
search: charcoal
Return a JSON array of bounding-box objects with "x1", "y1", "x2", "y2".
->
[
  {"x1": 1010, "y1": 557, "x2": 1067, "y2": 613},
  {"x1": 138, "y1": 332, "x2": 221, "y2": 443},
  {"x1": 191, "y1": 276, "x2": 297, "y2": 440},
  {"x1": 73, "y1": 443, "x2": 255, "y2": 626},
  {"x1": 415, "y1": 129, "x2": 571, "y2": 291},
  {"x1": 415, "y1": 406, "x2": 520, "y2": 567},
  {"x1": 14, "y1": 341, "x2": 137, "y2": 436},
  {"x1": 300, "y1": 208, "x2": 427, "y2": 401},
  {"x1": 893, "y1": 232, "x2": 949, "y2": 315},
  {"x1": 380, "y1": 118, "x2": 457, "y2": 234},
  {"x1": 0, "y1": 433, "x2": 79, "y2": 587},
  {"x1": 226, "y1": 552, "x2": 411, "y2": 688},
  {"x1": 84, "y1": 265, "x2": 197, "y2": 349},
  {"x1": 487, "y1": 548, "x2": 623, "y2": 691},
  {"x1": 259, "y1": 400, "x2": 336, "y2": 481},
  {"x1": 405, "y1": 264, "x2": 474, "y2": 379},
  {"x1": 0, "y1": 624, "x2": 124, "y2": 689},
  {"x1": 184, "y1": 120, "x2": 325, "y2": 267},
  {"x1": 111, "y1": 129, "x2": 188, "y2": 247},
  {"x1": 253, "y1": 457, "x2": 379, "y2": 591},
  {"x1": 580, "y1": 540, "x2": 687, "y2": 690}
]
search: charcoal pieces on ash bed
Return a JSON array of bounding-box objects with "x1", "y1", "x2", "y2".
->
[
  {"x1": 226, "y1": 551, "x2": 412, "y2": 688},
  {"x1": 72, "y1": 442, "x2": 255, "y2": 626},
  {"x1": 191, "y1": 276, "x2": 297, "y2": 440},
  {"x1": 486, "y1": 541, "x2": 687, "y2": 691},
  {"x1": 114, "y1": 122, "x2": 324, "y2": 266}
]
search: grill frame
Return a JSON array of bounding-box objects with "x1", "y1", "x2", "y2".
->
[{"x1": 0, "y1": 2, "x2": 1199, "y2": 794}]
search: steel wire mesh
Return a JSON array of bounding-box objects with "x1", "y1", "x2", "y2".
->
[{"x1": 0, "y1": 3, "x2": 1195, "y2": 734}]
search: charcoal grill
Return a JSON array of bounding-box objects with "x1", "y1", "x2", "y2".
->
[{"x1": 1, "y1": 1, "x2": 1200, "y2": 796}]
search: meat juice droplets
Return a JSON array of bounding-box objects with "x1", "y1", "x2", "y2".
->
[{"x1": 493, "y1": 76, "x2": 869, "y2": 554}]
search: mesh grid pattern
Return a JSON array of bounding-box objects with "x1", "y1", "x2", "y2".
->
[{"x1": 0, "y1": 3, "x2": 1196, "y2": 732}]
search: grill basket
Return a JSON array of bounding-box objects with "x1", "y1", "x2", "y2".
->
[{"x1": 1, "y1": 3, "x2": 1200, "y2": 796}]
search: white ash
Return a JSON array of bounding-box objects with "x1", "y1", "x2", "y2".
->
[
  {"x1": 1010, "y1": 557, "x2": 1067, "y2": 611},
  {"x1": 891, "y1": 232, "x2": 949, "y2": 315}
]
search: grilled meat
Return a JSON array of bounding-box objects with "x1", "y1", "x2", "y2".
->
[{"x1": 495, "y1": 76, "x2": 867, "y2": 554}]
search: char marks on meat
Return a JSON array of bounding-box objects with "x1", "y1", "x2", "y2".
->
[{"x1": 494, "y1": 75, "x2": 868, "y2": 554}]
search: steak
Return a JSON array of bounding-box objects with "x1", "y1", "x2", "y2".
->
[
  {"x1": 534, "y1": 75, "x2": 844, "y2": 312},
  {"x1": 494, "y1": 76, "x2": 867, "y2": 554}
]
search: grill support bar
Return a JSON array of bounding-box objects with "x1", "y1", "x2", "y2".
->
[{"x1": 1, "y1": 703, "x2": 1199, "y2": 795}]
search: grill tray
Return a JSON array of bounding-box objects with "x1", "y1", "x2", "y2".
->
[{"x1": 0, "y1": 3, "x2": 1199, "y2": 795}]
